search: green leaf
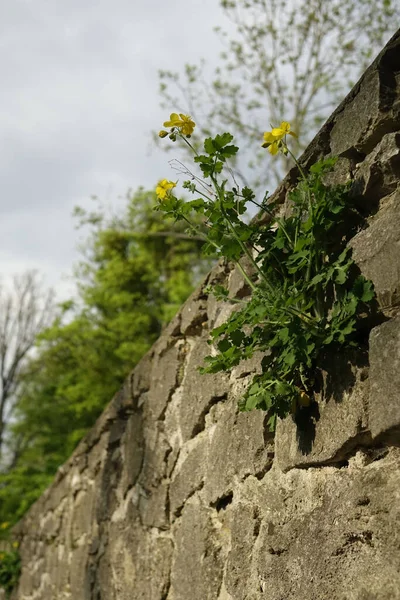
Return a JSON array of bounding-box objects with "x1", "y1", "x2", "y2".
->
[
  {"x1": 220, "y1": 144, "x2": 239, "y2": 158},
  {"x1": 204, "y1": 137, "x2": 216, "y2": 155},
  {"x1": 230, "y1": 329, "x2": 245, "y2": 346},
  {"x1": 214, "y1": 132, "x2": 234, "y2": 148},
  {"x1": 353, "y1": 276, "x2": 375, "y2": 302},
  {"x1": 217, "y1": 338, "x2": 231, "y2": 352},
  {"x1": 334, "y1": 267, "x2": 347, "y2": 285}
]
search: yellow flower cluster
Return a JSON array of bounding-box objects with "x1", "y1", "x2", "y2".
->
[
  {"x1": 262, "y1": 121, "x2": 297, "y2": 155},
  {"x1": 159, "y1": 112, "x2": 196, "y2": 137},
  {"x1": 156, "y1": 179, "x2": 176, "y2": 200}
]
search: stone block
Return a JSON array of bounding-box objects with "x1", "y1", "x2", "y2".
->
[
  {"x1": 369, "y1": 316, "x2": 400, "y2": 444},
  {"x1": 352, "y1": 132, "x2": 400, "y2": 204},
  {"x1": 330, "y1": 70, "x2": 382, "y2": 157},
  {"x1": 138, "y1": 481, "x2": 169, "y2": 530},
  {"x1": 105, "y1": 527, "x2": 173, "y2": 600},
  {"x1": 119, "y1": 413, "x2": 144, "y2": 496},
  {"x1": 170, "y1": 500, "x2": 224, "y2": 600},
  {"x1": 180, "y1": 289, "x2": 208, "y2": 336},
  {"x1": 330, "y1": 32, "x2": 400, "y2": 158},
  {"x1": 145, "y1": 342, "x2": 181, "y2": 421},
  {"x1": 139, "y1": 425, "x2": 171, "y2": 487},
  {"x1": 132, "y1": 533, "x2": 173, "y2": 600},
  {"x1": 169, "y1": 435, "x2": 208, "y2": 516},
  {"x1": 204, "y1": 400, "x2": 273, "y2": 505},
  {"x1": 275, "y1": 352, "x2": 369, "y2": 472},
  {"x1": 179, "y1": 336, "x2": 229, "y2": 441},
  {"x1": 350, "y1": 190, "x2": 400, "y2": 311},
  {"x1": 225, "y1": 500, "x2": 261, "y2": 599},
  {"x1": 250, "y1": 449, "x2": 400, "y2": 600}
]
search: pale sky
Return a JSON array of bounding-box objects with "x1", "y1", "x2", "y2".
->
[{"x1": 0, "y1": 0, "x2": 229, "y2": 299}]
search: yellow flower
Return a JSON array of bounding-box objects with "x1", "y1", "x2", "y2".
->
[
  {"x1": 262, "y1": 132, "x2": 280, "y2": 155},
  {"x1": 262, "y1": 121, "x2": 297, "y2": 154},
  {"x1": 163, "y1": 112, "x2": 195, "y2": 136},
  {"x1": 156, "y1": 179, "x2": 176, "y2": 200},
  {"x1": 0, "y1": 522, "x2": 9, "y2": 529},
  {"x1": 0, "y1": 553, "x2": 5, "y2": 561},
  {"x1": 271, "y1": 121, "x2": 297, "y2": 141},
  {"x1": 12, "y1": 541, "x2": 19, "y2": 549}
]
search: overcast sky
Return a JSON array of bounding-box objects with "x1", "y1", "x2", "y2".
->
[{"x1": 0, "y1": 0, "x2": 229, "y2": 299}]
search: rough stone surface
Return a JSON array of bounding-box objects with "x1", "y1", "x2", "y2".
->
[
  {"x1": 369, "y1": 316, "x2": 400, "y2": 444},
  {"x1": 351, "y1": 189, "x2": 400, "y2": 312},
  {"x1": 276, "y1": 351, "x2": 370, "y2": 471},
  {"x1": 170, "y1": 500, "x2": 224, "y2": 600},
  {"x1": 8, "y1": 29, "x2": 400, "y2": 600}
]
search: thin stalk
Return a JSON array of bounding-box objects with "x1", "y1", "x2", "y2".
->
[
  {"x1": 182, "y1": 212, "x2": 256, "y2": 292},
  {"x1": 180, "y1": 215, "x2": 219, "y2": 250},
  {"x1": 209, "y1": 173, "x2": 273, "y2": 294},
  {"x1": 285, "y1": 144, "x2": 315, "y2": 285},
  {"x1": 178, "y1": 133, "x2": 199, "y2": 157}
]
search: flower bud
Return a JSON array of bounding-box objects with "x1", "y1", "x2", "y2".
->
[{"x1": 158, "y1": 130, "x2": 168, "y2": 138}]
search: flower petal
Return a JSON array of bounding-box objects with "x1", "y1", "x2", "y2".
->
[
  {"x1": 163, "y1": 113, "x2": 182, "y2": 127},
  {"x1": 263, "y1": 131, "x2": 275, "y2": 143},
  {"x1": 280, "y1": 121, "x2": 291, "y2": 133},
  {"x1": 268, "y1": 142, "x2": 279, "y2": 155},
  {"x1": 271, "y1": 127, "x2": 285, "y2": 139}
]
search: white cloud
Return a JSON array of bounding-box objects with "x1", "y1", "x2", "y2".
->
[{"x1": 0, "y1": 0, "x2": 229, "y2": 298}]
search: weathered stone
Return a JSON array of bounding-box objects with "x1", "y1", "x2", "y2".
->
[
  {"x1": 131, "y1": 533, "x2": 173, "y2": 600},
  {"x1": 350, "y1": 190, "x2": 400, "y2": 311},
  {"x1": 131, "y1": 349, "x2": 154, "y2": 402},
  {"x1": 145, "y1": 342, "x2": 181, "y2": 421},
  {"x1": 70, "y1": 486, "x2": 95, "y2": 544},
  {"x1": 169, "y1": 434, "x2": 208, "y2": 516},
  {"x1": 180, "y1": 288, "x2": 208, "y2": 336},
  {"x1": 103, "y1": 526, "x2": 173, "y2": 600},
  {"x1": 225, "y1": 500, "x2": 261, "y2": 599},
  {"x1": 139, "y1": 425, "x2": 171, "y2": 488},
  {"x1": 170, "y1": 500, "x2": 224, "y2": 600},
  {"x1": 139, "y1": 480, "x2": 169, "y2": 529},
  {"x1": 204, "y1": 400, "x2": 273, "y2": 505},
  {"x1": 119, "y1": 413, "x2": 144, "y2": 496},
  {"x1": 69, "y1": 543, "x2": 91, "y2": 600},
  {"x1": 276, "y1": 352, "x2": 369, "y2": 472},
  {"x1": 353, "y1": 132, "x2": 400, "y2": 203},
  {"x1": 179, "y1": 336, "x2": 229, "y2": 441},
  {"x1": 249, "y1": 450, "x2": 400, "y2": 600},
  {"x1": 330, "y1": 34, "x2": 400, "y2": 158},
  {"x1": 369, "y1": 316, "x2": 400, "y2": 444}
]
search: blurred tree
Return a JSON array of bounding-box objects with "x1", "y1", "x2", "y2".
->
[
  {"x1": 0, "y1": 188, "x2": 210, "y2": 525},
  {"x1": 157, "y1": 0, "x2": 399, "y2": 187},
  {"x1": 0, "y1": 271, "x2": 54, "y2": 469}
]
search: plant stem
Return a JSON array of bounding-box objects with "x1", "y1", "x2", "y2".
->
[{"x1": 179, "y1": 134, "x2": 199, "y2": 157}]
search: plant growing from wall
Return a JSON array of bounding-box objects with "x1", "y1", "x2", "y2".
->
[{"x1": 156, "y1": 114, "x2": 375, "y2": 429}]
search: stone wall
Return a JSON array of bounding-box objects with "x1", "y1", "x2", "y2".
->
[{"x1": 10, "y1": 30, "x2": 400, "y2": 600}]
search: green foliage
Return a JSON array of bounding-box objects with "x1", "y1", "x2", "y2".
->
[
  {"x1": 0, "y1": 546, "x2": 21, "y2": 598},
  {"x1": 157, "y1": 0, "x2": 399, "y2": 186},
  {"x1": 0, "y1": 188, "x2": 210, "y2": 526},
  {"x1": 157, "y1": 127, "x2": 375, "y2": 429}
]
